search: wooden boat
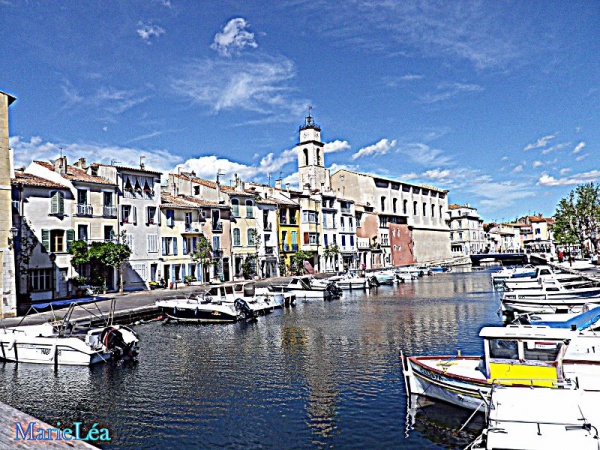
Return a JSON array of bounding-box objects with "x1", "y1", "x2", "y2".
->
[
  {"x1": 471, "y1": 386, "x2": 600, "y2": 449},
  {"x1": 401, "y1": 325, "x2": 600, "y2": 411}
]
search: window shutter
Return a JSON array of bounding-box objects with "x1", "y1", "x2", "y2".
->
[
  {"x1": 173, "y1": 238, "x2": 178, "y2": 255},
  {"x1": 182, "y1": 238, "x2": 188, "y2": 255},
  {"x1": 66, "y1": 229, "x2": 75, "y2": 251},
  {"x1": 161, "y1": 238, "x2": 167, "y2": 256},
  {"x1": 132, "y1": 206, "x2": 137, "y2": 225},
  {"x1": 304, "y1": 232, "x2": 309, "y2": 244},
  {"x1": 58, "y1": 192, "x2": 64, "y2": 214},
  {"x1": 41, "y1": 229, "x2": 50, "y2": 251}
]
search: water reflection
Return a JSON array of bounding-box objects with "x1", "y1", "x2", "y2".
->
[{"x1": 0, "y1": 270, "x2": 501, "y2": 449}]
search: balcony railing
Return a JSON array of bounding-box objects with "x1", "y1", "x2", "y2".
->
[
  {"x1": 212, "y1": 221, "x2": 223, "y2": 232},
  {"x1": 264, "y1": 222, "x2": 272, "y2": 231},
  {"x1": 340, "y1": 207, "x2": 351, "y2": 214},
  {"x1": 265, "y1": 246, "x2": 275, "y2": 255},
  {"x1": 77, "y1": 204, "x2": 93, "y2": 215},
  {"x1": 103, "y1": 206, "x2": 117, "y2": 218}
]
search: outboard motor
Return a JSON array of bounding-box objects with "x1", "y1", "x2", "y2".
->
[
  {"x1": 326, "y1": 282, "x2": 343, "y2": 298},
  {"x1": 234, "y1": 298, "x2": 257, "y2": 321},
  {"x1": 369, "y1": 276, "x2": 380, "y2": 287},
  {"x1": 101, "y1": 326, "x2": 140, "y2": 360}
]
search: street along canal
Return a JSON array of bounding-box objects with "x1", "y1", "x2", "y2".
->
[{"x1": 0, "y1": 269, "x2": 502, "y2": 449}]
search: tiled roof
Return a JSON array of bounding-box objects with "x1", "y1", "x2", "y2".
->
[
  {"x1": 182, "y1": 196, "x2": 229, "y2": 208},
  {"x1": 33, "y1": 161, "x2": 116, "y2": 185},
  {"x1": 160, "y1": 193, "x2": 200, "y2": 209},
  {"x1": 12, "y1": 172, "x2": 66, "y2": 189}
]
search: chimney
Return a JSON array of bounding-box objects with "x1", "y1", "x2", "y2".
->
[
  {"x1": 74, "y1": 157, "x2": 86, "y2": 169},
  {"x1": 54, "y1": 156, "x2": 67, "y2": 175},
  {"x1": 275, "y1": 179, "x2": 282, "y2": 190},
  {"x1": 286, "y1": 183, "x2": 290, "y2": 192},
  {"x1": 303, "y1": 183, "x2": 311, "y2": 195}
]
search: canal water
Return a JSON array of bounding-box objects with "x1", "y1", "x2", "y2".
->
[{"x1": 0, "y1": 269, "x2": 503, "y2": 449}]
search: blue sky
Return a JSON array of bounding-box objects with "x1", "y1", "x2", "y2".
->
[{"x1": 2, "y1": 1, "x2": 599, "y2": 222}]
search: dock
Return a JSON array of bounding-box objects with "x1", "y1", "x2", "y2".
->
[{"x1": 0, "y1": 401, "x2": 97, "y2": 448}]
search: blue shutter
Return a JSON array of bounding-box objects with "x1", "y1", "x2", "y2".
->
[{"x1": 173, "y1": 238, "x2": 178, "y2": 255}]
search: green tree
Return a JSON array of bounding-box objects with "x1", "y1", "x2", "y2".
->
[
  {"x1": 190, "y1": 235, "x2": 213, "y2": 281},
  {"x1": 69, "y1": 235, "x2": 131, "y2": 293},
  {"x1": 553, "y1": 182, "x2": 600, "y2": 253},
  {"x1": 290, "y1": 250, "x2": 312, "y2": 275}
]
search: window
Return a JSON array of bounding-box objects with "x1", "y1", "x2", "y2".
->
[
  {"x1": 29, "y1": 269, "x2": 52, "y2": 292},
  {"x1": 413, "y1": 201, "x2": 418, "y2": 216},
  {"x1": 523, "y1": 340, "x2": 561, "y2": 361},
  {"x1": 161, "y1": 237, "x2": 178, "y2": 255},
  {"x1": 147, "y1": 206, "x2": 158, "y2": 225},
  {"x1": 304, "y1": 232, "x2": 319, "y2": 245},
  {"x1": 50, "y1": 191, "x2": 65, "y2": 215},
  {"x1": 77, "y1": 225, "x2": 88, "y2": 242},
  {"x1": 302, "y1": 211, "x2": 318, "y2": 223},
  {"x1": 316, "y1": 149, "x2": 321, "y2": 166},
  {"x1": 303, "y1": 148, "x2": 309, "y2": 166},
  {"x1": 247, "y1": 228, "x2": 256, "y2": 246},
  {"x1": 104, "y1": 226, "x2": 114, "y2": 242},
  {"x1": 340, "y1": 216, "x2": 345, "y2": 230},
  {"x1": 213, "y1": 236, "x2": 221, "y2": 251},
  {"x1": 232, "y1": 199, "x2": 240, "y2": 217},
  {"x1": 194, "y1": 186, "x2": 200, "y2": 195},
  {"x1": 403, "y1": 200, "x2": 408, "y2": 215},
  {"x1": 393, "y1": 198, "x2": 397, "y2": 213},
  {"x1": 121, "y1": 205, "x2": 137, "y2": 224},
  {"x1": 431, "y1": 204, "x2": 435, "y2": 217},
  {"x1": 50, "y1": 230, "x2": 65, "y2": 252},
  {"x1": 279, "y1": 208, "x2": 287, "y2": 224},
  {"x1": 185, "y1": 212, "x2": 193, "y2": 229},
  {"x1": 166, "y1": 209, "x2": 175, "y2": 227},
  {"x1": 233, "y1": 228, "x2": 241, "y2": 246},
  {"x1": 423, "y1": 202, "x2": 427, "y2": 216},
  {"x1": 245, "y1": 200, "x2": 254, "y2": 218},
  {"x1": 381, "y1": 196, "x2": 386, "y2": 211},
  {"x1": 147, "y1": 234, "x2": 158, "y2": 253},
  {"x1": 489, "y1": 339, "x2": 519, "y2": 359}
]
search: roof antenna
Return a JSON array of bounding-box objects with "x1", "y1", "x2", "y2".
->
[{"x1": 111, "y1": 159, "x2": 121, "y2": 166}]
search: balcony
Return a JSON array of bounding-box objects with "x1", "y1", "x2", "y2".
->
[
  {"x1": 77, "y1": 204, "x2": 93, "y2": 216},
  {"x1": 264, "y1": 222, "x2": 273, "y2": 231},
  {"x1": 184, "y1": 223, "x2": 202, "y2": 234},
  {"x1": 103, "y1": 206, "x2": 117, "y2": 218},
  {"x1": 340, "y1": 207, "x2": 351, "y2": 214},
  {"x1": 265, "y1": 246, "x2": 275, "y2": 255},
  {"x1": 212, "y1": 221, "x2": 223, "y2": 232}
]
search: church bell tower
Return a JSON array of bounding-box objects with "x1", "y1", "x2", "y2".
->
[{"x1": 296, "y1": 107, "x2": 330, "y2": 191}]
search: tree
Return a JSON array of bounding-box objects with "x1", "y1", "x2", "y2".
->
[
  {"x1": 69, "y1": 234, "x2": 131, "y2": 293},
  {"x1": 290, "y1": 250, "x2": 312, "y2": 275},
  {"x1": 190, "y1": 235, "x2": 213, "y2": 281},
  {"x1": 553, "y1": 182, "x2": 600, "y2": 254}
]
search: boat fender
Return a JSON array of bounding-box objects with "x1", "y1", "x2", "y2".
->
[{"x1": 7, "y1": 337, "x2": 16, "y2": 351}]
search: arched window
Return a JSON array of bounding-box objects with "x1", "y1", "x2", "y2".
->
[
  {"x1": 413, "y1": 201, "x2": 418, "y2": 216},
  {"x1": 233, "y1": 228, "x2": 241, "y2": 246},
  {"x1": 303, "y1": 148, "x2": 309, "y2": 166},
  {"x1": 381, "y1": 196, "x2": 386, "y2": 211},
  {"x1": 245, "y1": 199, "x2": 254, "y2": 218},
  {"x1": 423, "y1": 202, "x2": 427, "y2": 216},
  {"x1": 231, "y1": 199, "x2": 240, "y2": 217},
  {"x1": 403, "y1": 199, "x2": 408, "y2": 215},
  {"x1": 393, "y1": 198, "x2": 397, "y2": 213},
  {"x1": 431, "y1": 204, "x2": 435, "y2": 217},
  {"x1": 247, "y1": 228, "x2": 256, "y2": 246},
  {"x1": 316, "y1": 149, "x2": 321, "y2": 166}
]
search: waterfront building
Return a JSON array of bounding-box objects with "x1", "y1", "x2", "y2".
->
[
  {"x1": 446, "y1": 203, "x2": 485, "y2": 256},
  {"x1": 88, "y1": 162, "x2": 162, "y2": 290},
  {"x1": 330, "y1": 171, "x2": 451, "y2": 266},
  {"x1": 253, "y1": 194, "x2": 279, "y2": 278},
  {"x1": 321, "y1": 193, "x2": 357, "y2": 272},
  {"x1": 0, "y1": 90, "x2": 17, "y2": 317},
  {"x1": 354, "y1": 203, "x2": 384, "y2": 269}
]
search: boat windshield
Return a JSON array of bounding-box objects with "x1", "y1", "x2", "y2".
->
[
  {"x1": 489, "y1": 339, "x2": 519, "y2": 359},
  {"x1": 522, "y1": 341, "x2": 561, "y2": 361}
]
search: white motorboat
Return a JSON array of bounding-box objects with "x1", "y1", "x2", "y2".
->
[
  {"x1": 514, "y1": 304, "x2": 600, "y2": 330},
  {"x1": 402, "y1": 325, "x2": 600, "y2": 411},
  {"x1": 491, "y1": 264, "x2": 536, "y2": 286},
  {"x1": 501, "y1": 279, "x2": 600, "y2": 314},
  {"x1": 502, "y1": 265, "x2": 585, "y2": 291},
  {"x1": 156, "y1": 295, "x2": 256, "y2": 323},
  {"x1": 327, "y1": 272, "x2": 377, "y2": 290},
  {"x1": 471, "y1": 386, "x2": 600, "y2": 450},
  {"x1": 371, "y1": 270, "x2": 396, "y2": 285},
  {"x1": 269, "y1": 276, "x2": 342, "y2": 300},
  {"x1": 0, "y1": 302, "x2": 139, "y2": 366}
]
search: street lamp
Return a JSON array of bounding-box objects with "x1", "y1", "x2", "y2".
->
[{"x1": 8, "y1": 226, "x2": 18, "y2": 249}]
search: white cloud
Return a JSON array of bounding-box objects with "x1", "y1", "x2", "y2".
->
[
  {"x1": 559, "y1": 168, "x2": 571, "y2": 175},
  {"x1": 572, "y1": 141, "x2": 586, "y2": 154},
  {"x1": 10, "y1": 136, "x2": 181, "y2": 175},
  {"x1": 576, "y1": 153, "x2": 589, "y2": 162},
  {"x1": 137, "y1": 23, "x2": 165, "y2": 44},
  {"x1": 541, "y1": 142, "x2": 569, "y2": 155},
  {"x1": 512, "y1": 165, "x2": 523, "y2": 173},
  {"x1": 351, "y1": 138, "x2": 397, "y2": 160},
  {"x1": 324, "y1": 140, "x2": 350, "y2": 154},
  {"x1": 60, "y1": 83, "x2": 149, "y2": 115},
  {"x1": 537, "y1": 169, "x2": 600, "y2": 186},
  {"x1": 419, "y1": 82, "x2": 483, "y2": 104},
  {"x1": 170, "y1": 55, "x2": 306, "y2": 117},
  {"x1": 211, "y1": 18, "x2": 258, "y2": 57},
  {"x1": 396, "y1": 142, "x2": 453, "y2": 166},
  {"x1": 523, "y1": 134, "x2": 555, "y2": 151},
  {"x1": 532, "y1": 160, "x2": 543, "y2": 168}
]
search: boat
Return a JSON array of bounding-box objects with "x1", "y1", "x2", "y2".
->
[
  {"x1": 395, "y1": 266, "x2": 420, "y2": 282},
  {"x1": 156, "y1": 294, "x2": 256, "y2": 323},
  {"x1": 471, "y1": 386, "x2": 600, "y2": 450},
  {"x1": 491, "y1": 264, "x2": 537, "y2": 286},
  {"x1": 401, "y1": 324, "x2": 600, "y2": 411},
  {"x1": 0, "y1": 302, "x2": 139, "y2": 366},
  {"x1": 502, "y1": 265, "x2": 584, "y2": 291},
  {"x1": 501, "y1": 279, "x2": 600, "y2": 315},
  {"x1": 269, "y1": 276, "x2": 342, "y2": 300},
  {"x1": 327, "y1": 271, "x2": 377, "y2": 290},
  {"x1": 513, "y1": 304, "x2": 600, "y2": 330},
  {"x1": 371, "y1": 270, "x2": 396, "y2": 285}
]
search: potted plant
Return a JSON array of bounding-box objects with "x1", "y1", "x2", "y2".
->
[{"x1": 184, "y1": 275, "x2": 196, "y2": 285}]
